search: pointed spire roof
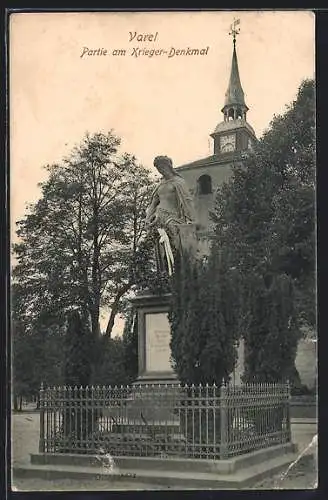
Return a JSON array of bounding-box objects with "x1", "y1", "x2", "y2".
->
[
  {"x1": 210, "y1": 20, "x2": 256, "y2": 151},
  {"x1": 222, "y1": 39, "x2": 248, "y2": 112}
]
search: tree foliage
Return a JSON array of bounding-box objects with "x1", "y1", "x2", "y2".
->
[
  {"x1": 64, "y1": 310, "x2": 93, "y2": 387},
  {"x1": 12, "y1": 283, "x2": 65, "y2": 401},
  {"x1": 12, "y1": 131, "x2": 153, "y2": 341},
  {"x1": 92, "y1": 335, "x2": 132, "y2": 386},
  {"x1": 12, "y1": 130, "x2": 155, "y2": 395},
  {"x1": 169, "y1": 252, "x2": 240, "y2": 385},
  {"x1": 242, "y1": 273, "x2": 300, "y2": 383},
  {"x1": 212, "y1": 79, "x2": 315, "y2": 328},
  {"x1": 211, "y1": 79, "x2": 315, "y2": 383}
]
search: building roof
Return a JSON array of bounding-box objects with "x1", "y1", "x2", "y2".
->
[
  {"x1": 176, "y1": 155, "x2": 217, "y2": 171},
  {"x1": 222, "y1": 43, "x2": 247, "y2": 110},
  {"x1": 211, "y1": 119, "x2": 256, "y2": 137},
  {"x1": 176, "y1": 152, "x2": 243, "y2": 171},
  {"x1": 175, "y1": 30, "x2": 256, "y2": 173}
]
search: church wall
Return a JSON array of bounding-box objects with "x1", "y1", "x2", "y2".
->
[
  {"x1": 295, "y1": 339, "x2": 317, "y2": 390},
  {"x1": 195, "y1": 193, "x2": 214, "y2": 228},
  {"x1": 179, "y1": 162, "x2": 233, "y2": 228},
  {"x1": 178, "y1": 162, "x2": 233, "y2": 192}
]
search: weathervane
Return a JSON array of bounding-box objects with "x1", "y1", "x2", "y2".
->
[{"x1": 229, "y1": 18, "x2": 241, "y2": 46}]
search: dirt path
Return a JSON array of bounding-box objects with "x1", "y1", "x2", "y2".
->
[
  {"x1": 11, "y1": 411, "x2": 170, "y2": 491},
  {"x1": 12, "y1": 411, "x2": 40, "y2": 466}
]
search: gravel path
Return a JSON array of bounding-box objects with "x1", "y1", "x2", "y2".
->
[
  {"x1": 12, "y1": 478, "x2": 172, "y2": 491},
  {"x1": 12, "y1": 410, "x2": 40, "y2": 466},
  {"x1": 252, "y1": 455, "x2": 317, "y2": 489},
  {"x1": 11, "y1": 411, "x2": 172, "y2": 491}
]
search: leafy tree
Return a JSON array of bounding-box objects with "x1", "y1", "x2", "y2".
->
[
  {"x1": 12, "y1": 283, "x2": 65, "y2": 405},
  {"x1": 211, "y1": 79, "x2": 315, "y2": 383},
  {"x1": 243, "y1": 273, "x2": 300, "y2": 383},
  {"x1": 12, "y1": 131, "x2": 153, "y2": 344},
  {"x1": 92, "y1": 336, "x2": 132, "y2": 386},
  {"x1": 64, "y1": 310, "x2": 93, "y2": 387},
  {"x1": 60, "y1": 310, "x2": 94, "y2": 450},
  {"x1": 212, "y1": 79, "x2": 315, "y2": 328},
  {"x1": 12, "y1": 318, "x2": 35, "y2": 410},
  {"x1": 262, "y1": 79, "x2": 316, "y2": 329}
]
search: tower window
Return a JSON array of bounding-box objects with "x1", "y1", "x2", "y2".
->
[{"x1": 198, "y1": 175, "x2": 212, "y2": 195}]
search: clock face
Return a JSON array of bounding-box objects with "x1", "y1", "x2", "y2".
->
[{"x1": 220, "y1": 134, "x2": 236, "y2": 153}]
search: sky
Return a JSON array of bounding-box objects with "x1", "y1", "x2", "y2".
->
[{"x1": 10, "y1": 10, "x2": 315, "y2": 334}]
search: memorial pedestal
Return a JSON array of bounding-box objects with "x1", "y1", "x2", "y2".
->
[
  {"x1": 130, "y1": 292, "x2": 245, "y2": 386},
  {"x1": 130, "y1": 292, "x2": 178, "y2": 385}
]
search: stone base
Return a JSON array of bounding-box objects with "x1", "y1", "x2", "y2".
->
[
  {"x1": 130, "y1": 292, "x2": 246, "y2": 386},
  {"x1": 134, "y1": 373, "x2": 179, "y2": 385},
  {"x1": 130, "y1": 293, "x2": 176, "y2": 382},
  {"x1": 14, "y1": 443, "x2": 299, "y2": 489}
]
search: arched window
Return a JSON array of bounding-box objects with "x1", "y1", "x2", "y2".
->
[
  {"x1": 198, "y1": 174, "x2": 212, "y2": 195},
  {"x1": 236, "y1": 107, "x2": 243, "y2": 119},
  {"x1": 228, "y1": 108, "x2": 234, "y2": 121}
]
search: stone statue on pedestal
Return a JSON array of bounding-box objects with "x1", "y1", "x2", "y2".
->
[{"x1": 145, "y1": 155, "x2": 198, "y2": 275}]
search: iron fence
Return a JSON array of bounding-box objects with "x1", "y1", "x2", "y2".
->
[{"x1": 39, "y1": 382, "x2": 291, "y2": 460}]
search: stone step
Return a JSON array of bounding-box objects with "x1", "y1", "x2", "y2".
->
[
  {"x1": 110, "y1": 421, "x2": 180, "y2": 433},
  {"x1": 30, "y1": 443, "x2": 296, "y2": 473},
  {"x1": 107, "y1": 407, "x2": 179, "y2": 422},
  {"x1": 13, "y1": 452, "x2": 298, "y2": 489}
]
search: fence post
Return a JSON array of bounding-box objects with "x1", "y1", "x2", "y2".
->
[
  {"x1": 39, "y1": 382, "x2": 45, "y2": 453},
  {"x1": 220, "y1": 383, "x2": 228, "y2": 460},
  {"x1": 286, "y1": 382, "x2": 292, "y2": 442}
]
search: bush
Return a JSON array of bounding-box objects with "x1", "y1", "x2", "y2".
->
[
  {"x1": 169, "y1": 250, "x2": 240, "y2": 386},
  {"x1": 243, "y1": 273, "x2": 301, "y2": 384}
]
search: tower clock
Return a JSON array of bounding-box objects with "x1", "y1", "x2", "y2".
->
[{"x1": 220, "y1": 134, "x2": 236, "y2": 153}]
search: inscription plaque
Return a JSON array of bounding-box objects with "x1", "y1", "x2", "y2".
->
[{"x1": 145, "y1": 312, "x2": 173, "y2": 373}]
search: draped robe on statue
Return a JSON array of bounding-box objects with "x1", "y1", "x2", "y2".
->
[{"x1": 146, "y1": 174, "x2": 197, "y2": 275}]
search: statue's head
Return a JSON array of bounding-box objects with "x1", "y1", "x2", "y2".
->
[{"x1": 153, "y1": 155, "x2": 176, "y2": 179}]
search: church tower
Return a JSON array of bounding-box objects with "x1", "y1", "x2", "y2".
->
[
  {"x1": 176, "y1": 20, "x2": 257, "y2": 239},
  {"x1": 211, "y1": 23, "x2": 256, "y2": 156}
]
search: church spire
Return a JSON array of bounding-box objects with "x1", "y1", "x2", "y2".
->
[
  {"x1": 210, "y1": 19, "x2": 256, "y2": 156},
  {"x1": 221, "y1": 19, "x2": 248, "y2": 121}
]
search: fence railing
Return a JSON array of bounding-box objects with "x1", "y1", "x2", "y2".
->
[{"x1": 39, "y1": 382, "x2": 291, "y2": 460}]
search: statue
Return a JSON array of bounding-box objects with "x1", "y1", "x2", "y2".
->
[{"x1": 145, "y1": 155, "x2": 198, "y2": 275}]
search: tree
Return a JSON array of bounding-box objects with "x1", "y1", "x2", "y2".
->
[
  {"x1": 93, "y1": 335, "x2": 132, "y2": 386},
  {"x1": 243, "y1": 273, "x2": 300, "y2": 383},
  {"x1": 12, "y1": 131, "x2": 153, "y2": 344},
  {"x1": 212, "y1": 79, "x2": 315, "y2": 328},
  {"x1": 12, "y1": 318, "x2": 35, "y2": 410},
  {"x1": 211, "y1": 79, "x2": 315, "y2": 383},
  {"x1": 12, "y1": 283, "x2": 65, "y2": 405},
  {"x1": 64, "y1": 310, "x2": 93, "y2": 387},
  {"x1": 169, "y1": 251, "x2": 240, "y2": 385}
]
